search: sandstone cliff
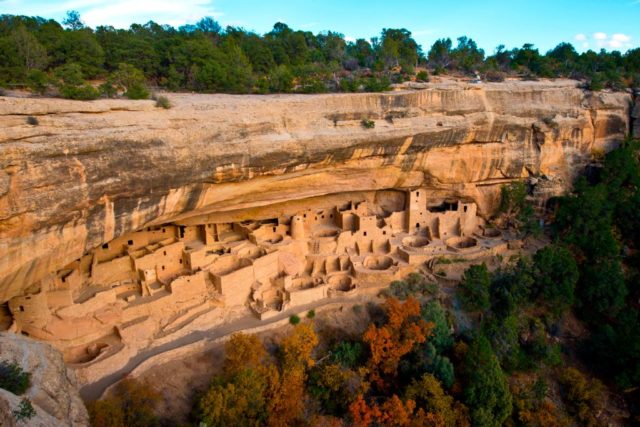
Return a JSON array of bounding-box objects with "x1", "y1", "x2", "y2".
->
[
  {"x1": 0, "y1": 333, "x2": 89, "y2": 426},
  {"x1": 0, "y1": 80, "x2": 631, "y2": 302}
]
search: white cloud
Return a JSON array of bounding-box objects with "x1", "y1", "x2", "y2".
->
[
  {"x1": 612, "y1": 33, "x2": 631, "y2": 42},
  {"x1": 573, "y1": 31, "x2": 634, "y2": 51}
]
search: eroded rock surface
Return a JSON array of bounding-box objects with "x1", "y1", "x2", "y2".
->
[
  {"x1": 0, "y1": 80, "x2": 631, "y2": 302},
  {"x1": 0, "y1": 332, "x2": 89, "y2": 426}
]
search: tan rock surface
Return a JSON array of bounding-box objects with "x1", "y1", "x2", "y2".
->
[
  {"x1": 0, "y1": 332, "x2": 89, "y2": 426},
  {"x1": 0, "y1": 80, "x2": 631, "y2": 302}
]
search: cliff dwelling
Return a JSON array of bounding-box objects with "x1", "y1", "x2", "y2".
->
[{"x1": 5, "y1": 188, "x2": 520, "y2": 373}]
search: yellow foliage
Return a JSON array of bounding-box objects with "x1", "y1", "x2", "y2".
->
[
  {"x1": 281, "y1": 322, "x2": 319, "y2": 370},
  {"x1": 223, "y1": 332, "x2": 266, "y2": 377}
]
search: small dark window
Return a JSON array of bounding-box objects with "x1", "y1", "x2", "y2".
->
[
  {"x1": 179, "y1": 259, "x2": 183, "y2": 264},
  {"x1": 416, "y1": 191, "x2": 420, "y2": 196},
  {"x1": 162, "y1": 266, "x2": 165, "y2": 270},
  {"x1": 128, "y1": 240, "x2": 133, "y2": 245},
  {"x1": 416, "y1": 223, "x2": 420, "y2": 228},
  {"x1": 163, "y1": 251, "x2": 167, "y2": 256},
  {"x1": 102, "y1": 243, "x2": 109, "y2": 249},
  {"x1": 364, "y1": 231, "x2": 367, "y2": 236},
  {"x1": 19, "y1": 306, "x2": 24, "y2": 312},
  {"x1": 322, "y1": 215, "x2": 325, "y2": 219},
  {"x1": 330, "y1": 214, "x2": 333, "y2": 218},
  {"x1": 303, "y1": 214, "x2": 307, "y2": 218},
  {"x1": 162, "y1": 228, "x2": 166, "y2": 232},
  {"x1": 315, "y1": 216, "x2": 317, "y2": 220},
  {"x1": 383, "y1": 231, "x2": 386, "y2": 235},
  {"x1": 464, "y1": 206, "x2": 468, "y2": 212},
  {"x1": 273, "y1": 227, "x2": 276, "y2": 232}
]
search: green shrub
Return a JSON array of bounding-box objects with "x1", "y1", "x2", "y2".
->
[
  {"x1": 26, "y1": 116, "x2": 39, "y2": 126},
  {"x1": 54, "y1": 63, "x2": 84, "y2": 86},
  {"x1": 289, "y1": 314, "x2": 301, "y2": 325},
  {"x1": 0, "y1": 361, "x2": 31, "y2": 395},
  {"x1": 99, "y1": 81, "x2": 117, "y2": 98},
  {"x1": 13, "y1": 397, "x2": 35, "y2": 421},
  {"x1": 60, "y1": 84, "x2": 100, "y2": 100},
  {"x1": 416, "y1": 70, "x2": 429, "y2": 82},
  {"x1": 361, "y1": 118, "x2": 375, "y2": 129},
  {"x1": 13, "y1": 398, "x2": 35, "y2": 421},
  {"x1": 154, "y1": 95, "x2": 171, "y2": 109},
  {"x1": 306, "y1": 309, "x2": 315, "y2": 319},
  {"x1": 27, "y1": 69, "x2": 48, "y2": 94},
  {"x1": 125, "y1": 82, "x2": 149, "y2": 100}
]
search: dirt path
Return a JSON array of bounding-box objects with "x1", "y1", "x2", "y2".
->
[{"x1": 79, "y1": 294, "x2": 372, "y2": 401}]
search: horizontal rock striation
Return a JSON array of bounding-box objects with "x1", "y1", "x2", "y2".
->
[{"x1": 0, "y1": 80, "x2": 631, "y2": 303}]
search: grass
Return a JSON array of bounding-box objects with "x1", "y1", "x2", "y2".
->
[{"x1": 306, "y1": 309, "x2": 315, "y2": 319}]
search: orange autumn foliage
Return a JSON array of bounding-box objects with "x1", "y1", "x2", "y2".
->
[
  {"x1": 363, "y1": 297, "x2": 432, "y2": 384},
  {"x1": 349, "y1": 393, "x2": 419, "y2": 427}
]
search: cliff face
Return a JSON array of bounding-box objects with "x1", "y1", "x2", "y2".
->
[
  {"x1": 0, "y1": 80, "x2": 631, "y2": 303},
  {"x1": 0, "y1": 333, "x2": 89, "y2": 426}
]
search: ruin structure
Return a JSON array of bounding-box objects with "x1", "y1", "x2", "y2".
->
[{"x1": 7, "y1": 189, "x2": 515, "y2": 368}]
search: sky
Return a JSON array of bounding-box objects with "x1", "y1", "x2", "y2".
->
[{"x1": 1, "y1": 0, "x2": 639, "y2": 54}]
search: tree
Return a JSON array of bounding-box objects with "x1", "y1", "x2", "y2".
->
[
  {"x1": 458, "y1": 263, "x2": 491, "y2": 312},
  {"x1": 428, "y1": 38, "x2": 453, "y2": 70},
  {"x1": 197, "y1": 368, "x2": 269, "y2": 427},
  {"x1": 452, "y1": 36, "x2": 484, "y2": 73},
  {"x1": 110, "y1": 63, "x2": 148, "y2": 99},
  {"x1": 405, "y1": 373, "x2": 469, "y2": 427},
  {"x1": 463, "y1": 336, "x2": 512, "y2": 427},
  {"x1": 558, "y1": 367, "x2": 605, "y2": 426},
  {"x1": 223, "y1": 333, "x2": 266, "y2": 377},
  {"x1": 87, "y1": 378, "x2": 160, "y2": 427},
  {"x1": 498, "y1": 181, "x2": 538, "y2": 234},
  {"x1": 12, "y1": 25, "x2": 47, "y2": 71},
  {"x1": 280, "y1": 322, "x2": 319, "y2": 371},
  {"x1": 62, "y1": 11, "x2": 85, "y2": 30},
  {"x1": 363, "y1": 297, "x2": 432, "y2": 385},
  {"x1": 532, "y1": 245, "x2": 579, "y2": 315}
]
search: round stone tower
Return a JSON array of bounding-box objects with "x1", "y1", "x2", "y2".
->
[{"x1": 291, "y1": 215, "x2": 305, "y2": 240}]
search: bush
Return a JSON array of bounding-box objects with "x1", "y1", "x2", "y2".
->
[
  {"x1": 13, "y1": 397, "x2": 36, "y2": 421},
  {"x1": 13, "y1": 398, "x2": 35, "y2": 422},
  {"x1": 558, "y1": 367, "x2": 605, "y2": 426},
  {"x1": 27, "y1": 69, "x2": 48, "y2": 94},
  {"x1": 26, "y1": 116, "x2": 39, "y2": 126},
  {"x1": 289, "y1": 314, "x2": 301, "y2": 325},
  {"x1": 416, "y1": 70, "x2": 429, "y2": 82},
  {"x1": 0, "y1": 361, "x2": 31, "y2": 395},
  {"x1": 99, "y1": 81, "x2": 117, "y2": 98},
  {"x1": 306, "y1": 309, "x2": 315, "y2": 319},
  {"x1": 154, "y1": 95, "x2": 171, "y2": 109},
  {"x1": 125, "y1": 82, "x2": 149, "y2": 100},
  {"x1": 586, "y1": 73, "x2": 604, "y2": 91},
  {"x1": 485, "y1": 70, "x2": 506, "y2": 82},
  {"x1": 60, "y1": 84, "x2": 100, "y2": 100},
  {"x1": 361, "y1": 118, "x2": 375, "y2": 129}
]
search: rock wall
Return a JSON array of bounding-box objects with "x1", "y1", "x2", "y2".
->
[
  {"x1": 0, "y1": 80, "x2": 631, "y2": 303},
  {"x1": 0, "y1": 333, "x2": 89, "y2": 426}
]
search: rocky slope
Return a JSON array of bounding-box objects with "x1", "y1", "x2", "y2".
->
[
  {"x1": 0, "y1": 333, "x2": 89, "y2": 426},
  {"x1": 0, "y1": 80, "x2": 631, "y2": 303}
]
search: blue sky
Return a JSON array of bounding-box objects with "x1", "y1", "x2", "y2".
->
[{"x1": 1, "y1": 0, "x2": 639, "y2": 53}]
